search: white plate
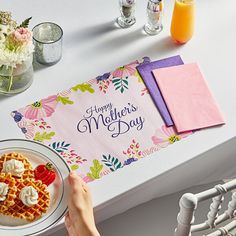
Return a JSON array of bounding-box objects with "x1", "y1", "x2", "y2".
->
[{"x1": 0, "y1": 139, "x2": 70, "y2": 236}]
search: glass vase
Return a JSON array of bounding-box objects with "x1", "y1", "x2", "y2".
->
[{"x1": 0, "y1": 55, "x2": 33, "y2": 95}]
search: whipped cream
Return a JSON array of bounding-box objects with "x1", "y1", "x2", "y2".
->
[
  {"x1": 20, "y1": 186, "x2": 39, "y2": 207},
  {"x1": 2, "y1": 159, "x2": 25, "y2": 177},
  {"x1": 0, "y1": 182, "x2": 9, "y2": 201}
]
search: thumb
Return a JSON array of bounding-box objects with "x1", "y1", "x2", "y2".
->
[{"x1": 65, "y1": 214, "x2": 77, "y2": 236}]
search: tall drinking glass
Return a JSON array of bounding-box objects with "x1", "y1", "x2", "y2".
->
[{"x1": 170, "y1": 0, "x2": 195, "y2": 44}]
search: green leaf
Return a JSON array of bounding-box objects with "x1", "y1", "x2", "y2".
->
[
  {"x1": 71, "y1": 164, "x2": 79, "y2": 171},
  {"x1": 86, "y1": 159, "x2": 103, "y2": 179},
  {"x1": 113, "y1": 82, "x2": 121, "y2": 86},
  {"x1": 123, "y1": 79, "x2": 128, "y2": 85},
  {"x1": 72, "y1": 83, "x2": 94, "y2": 93},
  {"x1": 117, "y1": 162, "x2": 122, "y2": 169},
  {"x1": 134, "y1": 71, "x2": 144, "y2": 83},
  {"x1": 115, "y1": 86, "x2": 121, "y2": 90},
  {"x1": 112, "y1": 77, "x2": 129, "y2": 93},
  {"x1": 18, "y1": 17, "x2": 32, "y2": 28},
  {"x1": 101, "y1": 154, "x2": 123, "y2": 172},
  {"x1": 123, "y1": 84, "x2": 128, "y2": 89},
  {"x1": 34, "y1": 132, "x2": 55, "y2": 142},
  {"x1": 112, "y1": 79, "x2": 121, "y2": 84},
  {"x1": 57, "y1": 96, "x2": 74, "y2": 105}
]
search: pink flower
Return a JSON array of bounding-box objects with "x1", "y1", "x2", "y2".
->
[
  {"x1": 23, "y1": 95, "x2": 58, "y2": 120},
  {"x1": 100, "y1": 170, "x2": 111, "y2": 177},
  {"x1": 141, "y1": 88, "x2": 149, "y2": 96},
  {"x1": 58, "y1": 88, "x2": 72, "y2": 97},
  {"x1": 33, "y1": 118, "x2": 51, "y2": 129},
  {"x1": 152, "y1": 125, "x2": 192, "y2": 148},
  {"x1": 17, "y1": 120, "x2": 35, "y2": 139},
  {"x1": 12, "y1": 27, "x2": 32, "y2": 43},
  {"x1": 83, "y1": 176, "x2": 93, "y2": 183},
  {"x1": 123, "y1": 139, "x2": 143, "y2": 159},
  {"x1": 112, "y1": 61, "x2": 137, "y2": 78}
]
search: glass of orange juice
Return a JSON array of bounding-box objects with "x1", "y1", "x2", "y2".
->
[{"x1": 170, "y1": 0, "x2": 195, "y2": 44}]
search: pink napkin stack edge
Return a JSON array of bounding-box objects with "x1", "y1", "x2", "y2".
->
[{"x1": 152, "y1": 63, "x2": 225, "y2": 133}]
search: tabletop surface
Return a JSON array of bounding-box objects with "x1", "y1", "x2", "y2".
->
[{"x1": 1, "y1": 0, "x2": 236, "y2": 222}]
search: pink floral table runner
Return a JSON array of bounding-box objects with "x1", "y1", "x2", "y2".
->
[{"x1": 11, "y1": 57, "x2": 192, "y2": 183}]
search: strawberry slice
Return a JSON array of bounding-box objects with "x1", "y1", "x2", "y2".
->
[{"x1": 34, "y1": 163, "x2": 56, "y2": 186}]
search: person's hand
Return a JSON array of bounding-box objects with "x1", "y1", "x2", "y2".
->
[{"x1": 65, "y1": 171, "x2": 100, "y2": 236}]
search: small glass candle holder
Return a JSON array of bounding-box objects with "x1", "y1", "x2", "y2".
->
[
  {"x1": 144, "y1": 0, "x2": 163, "y2": 35},
  {"x1": 117, "y1": 0, "x2": 136, "y2": 28},
  {"x1": 33, "y1": 22, "x2": 63, "y2": 65}
]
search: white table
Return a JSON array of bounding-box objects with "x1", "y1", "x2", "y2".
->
[{"x1": 1, "y1": 0, "x2": 236, "y2": 235}]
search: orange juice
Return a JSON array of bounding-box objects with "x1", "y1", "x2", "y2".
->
[{"x1": 170, "y1": 0, "x2": 195, "y2": 44}]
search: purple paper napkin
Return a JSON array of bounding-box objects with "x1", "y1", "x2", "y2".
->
[{"x1": 136, "y1": 55, "x2": 184, "y2": 126}]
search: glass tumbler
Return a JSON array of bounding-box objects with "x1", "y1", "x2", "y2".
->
[{"x1": 33, "y1": 22, "x2": 63, "y2": 65}]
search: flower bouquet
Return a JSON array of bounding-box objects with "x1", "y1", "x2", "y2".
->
[{"x1": 0, "y1": 11, "x2": 34, "y2": 95}]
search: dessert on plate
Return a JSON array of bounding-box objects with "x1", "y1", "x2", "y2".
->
[
  {"x1": 0, "y1": 152, "x2": 56, "y2": 225},
  {"x1": 5, "y1": 178, "x2": 50, "y2": 221},
  {"x1": 0, "y1": 152, "x2": 34, "y2": 179},
  {"x1": 0, "y1": 173, "x2": 17, "y2": 212}
]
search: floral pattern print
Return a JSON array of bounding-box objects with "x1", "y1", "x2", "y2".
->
[
  {"x1": 60, "y1": 149, "x2": 85, "y2": 165},
  {"x1": 86, "y1": 159, "x2": 103, "y2": 180},
  {"x1": 71, "y1": 83, "x2": 95, "y2": 93},
  {"x1": 123, "y1": 139, "x2": 143, "y2": 166},
  {"x1": 112, "y1": 61, "x2": 138, "y2": 78},
  {"x1": 10, "y1": 57, "x2": 194, "y2": 184},
  {"x1": 152, "y1": 125, "x2": 192, "y2": 148},
  {"x1": 123, "y1": 139, "x2": 143, "y2": 159},
  {"x1": 102, "y1": 154, "x2": 123, "y2": 172},
  {"x1": 32, "y1": 119, "x2": 51, "y2": 129},
  {"x1": 17, "y1": 120, "x2": 34, "y2": 139},
  {"x1": 12, "y1": 111, "x2": 23, "y2": 122},
  {"x1": 22, "y1": 95, "x2": 58, "y2": 120},
  {"x1": 50, "y1": 141, "x2": 87, "y2": 170},
  {"x1": 96, "y1": 72, "x2": 111, "y2": 81},
  {"x1": 97, "y1": 79, "x2": 112, "y2": 94},
  {"x1": 141, "y1": 87, "x2": 149, "y2": 96},
  {"x1": 112, "y1": 77, "x2": 129, "y2": 93}
]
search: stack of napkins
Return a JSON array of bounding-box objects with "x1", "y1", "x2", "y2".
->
[{"x1": 137, "y1": 57, "x2": 225, "y2": 133}]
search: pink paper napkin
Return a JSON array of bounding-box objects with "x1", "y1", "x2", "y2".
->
[{"x1": 153, "y1": 63, "x2": 225, "y2": 132}]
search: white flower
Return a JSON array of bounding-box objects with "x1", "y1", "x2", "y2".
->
[
  {"x1": 0, "y1": 24, "x2": 15, "y2": 43},
  {"x1": 0, "y1": 34, "x2": 5, "y2": 43},
  {"x1": 0, "y1": 41, "x2": 34, "y2": 67},
  {"x1": 0, "y1": 24, "x2": 8, "y2": 43},
  {"x1": 0, "y1": 24, "x2": 8, "y2": 35}
]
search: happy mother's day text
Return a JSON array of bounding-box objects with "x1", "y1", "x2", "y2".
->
[{"x1": 77, "y1": 103, "x2": 145, "y2": 138}]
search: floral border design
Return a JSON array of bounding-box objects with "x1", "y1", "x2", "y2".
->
[{"x1": 10, "y1": 56, "x2": 195, "y2": 183}]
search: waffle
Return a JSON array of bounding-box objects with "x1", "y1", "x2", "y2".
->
[
  {"x1": 4, "y1": 178, "x2": 50, "y2": 221},
  {"x1": 0, "y1": 173, "x2": 17, "y2": 212},
  {"x1": 0, "y1": 152, "x2": 34, "y2": 179}
]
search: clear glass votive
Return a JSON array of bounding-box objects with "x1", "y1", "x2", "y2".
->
[
  {"x1": 33, "y1": 22, "x2": 63, "y2": 66},
  {"x1": 117, "y1": 0, "x2": 136, "y2": 28},
  {"x1": 144, "y1": 0, "x2": 163, "y2": 35}
]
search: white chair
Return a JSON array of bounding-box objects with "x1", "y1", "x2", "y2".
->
[{"x1": 175, "y1": 179, "x2": 236, "y2": 236}]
